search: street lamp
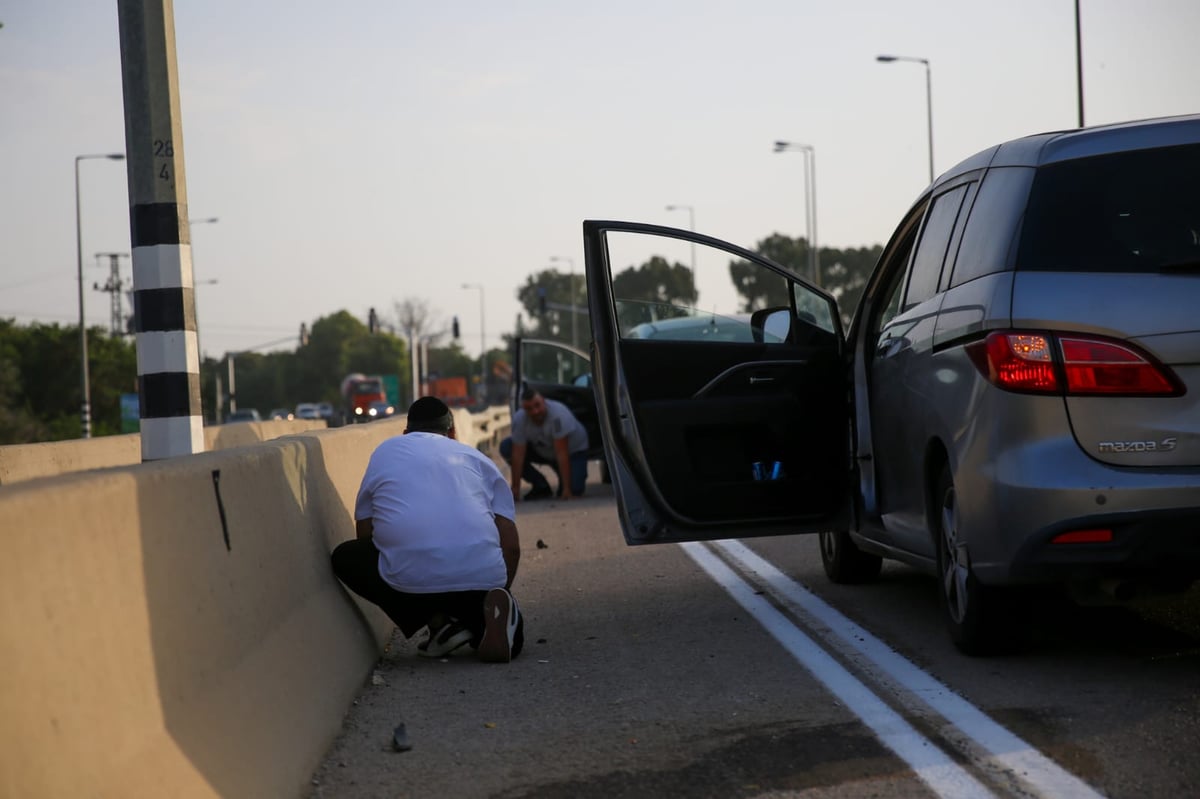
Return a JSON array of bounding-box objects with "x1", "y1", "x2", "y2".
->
[
  {"x1": 549, "y1": 255, "x2": 578, "y2": 349},
  {"x1": 876, "y1": 54, "x2": 934, "y2": 184},
  {"x1": 461, "y1": 283, "x2": 486, "y2": 401},
  {"x1": 189, "y1": 217, "x2": 219, "y2": 361},
  {"x1": 75, "y1": 152, "x2": 125, "y2": 439},
  {"x1": 772, "y1": 142, "x2": 820, "y2": 287},
  {"x1": 664, "y1": 204, "x2": 697, "y2": 303}
]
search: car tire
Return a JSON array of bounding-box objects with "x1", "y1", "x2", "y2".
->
[
  {"x1": 934, "y1": 466, "x2": 1026, "y2": 655},
  {"x1": 819, "y1": 530, "x2": 882, "y2": 584}
]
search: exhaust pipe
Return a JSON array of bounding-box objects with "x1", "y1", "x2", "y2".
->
[{"x1": 1099, "y1": 578, "x2": 1139, "y2": 602}]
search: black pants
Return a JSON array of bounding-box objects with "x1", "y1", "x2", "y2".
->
[
  {"x1": 331, "y1": 538, "x2": 488, "y2": 639},
  {"x1": 331, "y1": 538, "x2": 523, "y2": 656}
]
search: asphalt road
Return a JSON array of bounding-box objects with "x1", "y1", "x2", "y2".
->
[{"x1": 310, "y1": 469, "x2": 1200, "y2": 798}]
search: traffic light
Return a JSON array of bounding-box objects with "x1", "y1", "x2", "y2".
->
[
  {"x1": 299, "y1": 322, "x2": 309, "y2": 346},
  {"x1": 537, "y1": 287, "x2": 547, "y2": 315},
  {"x1": 452, "y1": 316, "x2": 460, "y2": 339},
  {"x1": 368, "y1": 307, "x2": 378, "y2": 334}
]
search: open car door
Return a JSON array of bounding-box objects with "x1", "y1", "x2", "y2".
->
[
  {"x1": 584, "y1": 220, "x2": 852, "y2": 545},
  {"x1": 513, "y1": 337, "x2": 605, "y2": 461}
]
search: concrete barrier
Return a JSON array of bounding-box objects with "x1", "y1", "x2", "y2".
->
[
  {"x1": 0, "y1": 407, "x2": 509, "y2": 797},
  {"x1": 0, "y1": 419, "x2": 327, "y2": 486}
]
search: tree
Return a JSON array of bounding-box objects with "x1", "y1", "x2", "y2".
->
[
  {"x1": 821, "y1": 245, "x2": 882, "y2": 322},
  {"x1": 609, "y1": 256, "x2": 697, "y2": 330},
  {"x1": 0, "y1": 319, "x2": 136, "y2": 443},
  {"x1": 728, "y1": 234, "x2": 882, "y2": 322},
  {"x1": 393, "y1": 298, "x2": 442, "y2": 342},
  {"x1": 612, "y1": 255, "x2": 696, "y2": 307},
  {"x1": 0, "y1": 322, "x2": 47, "y2": 443},
  {"x1": 515, "y1": 269, "x2": 585, "y2": 346},
  {"x1": 729, "y1": 234, "x2": 798, "y2": 312},
  {"x1": 427, "y1": 340, "x2": 474, "y2": 382}
]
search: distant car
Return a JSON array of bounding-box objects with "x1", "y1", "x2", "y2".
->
[
  {"x1": 626, "y1": 312, "x2": 763, "y2": 343},
  {"x1": 295, "y1": 403, "x2": 321, "y2": 420},
  {"x1": 365, "y1": 400, "x2": 395, "y2": 420},
  {"x1": 224, "y1": 408, "x2": 261, "y2": 424},
  {"x1": 316, "y1": 401, "x2": 335, "y2": 420},
  {"x1": 268, "y1": 408, "x2": 293, "y2": 421},
  {"x1": 583, "y1": 113, "x2": 1200, "y2": 654}
]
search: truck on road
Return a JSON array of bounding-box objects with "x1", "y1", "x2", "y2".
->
[{"x1": 341, "y1": 374, "x2": 386, "y2": 423}]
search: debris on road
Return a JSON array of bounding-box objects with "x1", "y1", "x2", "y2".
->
[{"x1": 392, "y1": 723, "x2": 412, "y2": 752}]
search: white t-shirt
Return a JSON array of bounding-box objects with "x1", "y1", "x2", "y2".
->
[
  {"x1": 511, "y1": 398, "x2": 589, "y2": 460},
  {"x1": 354, "y1": 432, "x2": 516, "y2": 593}
]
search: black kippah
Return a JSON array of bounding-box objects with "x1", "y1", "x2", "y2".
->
[{"x1": 406, "y1": 396, "x2": 453, "y2": 432}]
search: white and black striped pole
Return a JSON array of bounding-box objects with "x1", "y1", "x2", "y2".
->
[{"x1": 117, "y1": 0, "x2": 204, "y2": 459}]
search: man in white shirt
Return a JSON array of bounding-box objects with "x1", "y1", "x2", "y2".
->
[
  {"x1": 500, "y1": 387, "x2": 590, "y2": 501},
  {"x1": 331, "y1": 396, "x2": 523, "y2": 661}
]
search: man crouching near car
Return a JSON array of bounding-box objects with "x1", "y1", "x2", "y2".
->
[{"x1": 331, "y1": 396, "x2": 524, "y2": 661}]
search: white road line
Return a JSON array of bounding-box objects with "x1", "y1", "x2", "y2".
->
[
  {"x1": 680, "y1": 542, "x2": 996, "y2": 799},
  {"x1": 715, "y1": 539, "x2": 1105, "y2": 799}
]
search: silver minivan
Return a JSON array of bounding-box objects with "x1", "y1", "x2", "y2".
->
[{"x1": 583, "y1": 114, "x2": 1200, "y2": 653}]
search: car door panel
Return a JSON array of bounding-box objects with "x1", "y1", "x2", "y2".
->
[
  {"x1": 626, "y1": 345, "x2": 846, "y2": 522},
  {"x1": 584, "y1": 220, "x2": 851, "y2": 545}
]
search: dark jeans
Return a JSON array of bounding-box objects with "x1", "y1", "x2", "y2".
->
[
  {"x1": 332, "y1": 538, "x2": 494, "y2": 643},
  {"x1": 499, "y1": 436, "x2": 588, "y2": 496}
]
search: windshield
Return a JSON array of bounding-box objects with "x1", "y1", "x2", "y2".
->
[{"x1": 1017, "y1": 143, "x2": 1200, "y2": 273}]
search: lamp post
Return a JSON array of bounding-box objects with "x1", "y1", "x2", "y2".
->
[
  {"x1": 772, "y1": 142, "x2": 820, "y2": 287},
  {"x1": 188, "y1": 217, "x2": 218, "y2": 359},
  {"x1": 461, "y1": 283, "x2": 486, "y2": 401},
  {"x1": 664, "y1": 204, "x2": 697, "y2": 302},
  {"x1": 876, "y1": 54, "x2": 934, "y2": 184},
  {"x1": 549, "y1": 255, "x2": 578, "y2": 349},
  {"x1": 75, "y1": 152, "x2": 125, "y2": 439}
]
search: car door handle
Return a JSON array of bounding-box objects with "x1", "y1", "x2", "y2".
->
[{"x1": 749, "y1": 376, "x2": 775, "y2": 384}]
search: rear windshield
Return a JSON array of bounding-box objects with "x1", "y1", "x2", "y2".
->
[{"x1": 1017, "y1": 143, "x2": 1200, "y2": 272}]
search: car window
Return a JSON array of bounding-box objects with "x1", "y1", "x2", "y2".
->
[
  {"x1": 522, "y1": 341, "x2": 591, "y2": 386},
  {"x1": 951, "y1": 167, "x2": 1034, "y2": 286},
  {"x1": 903, "y1": 184, "x2": 968, "y2": 310},
  {"x1": 866, "y1": 206, "x2": 923, "y2": 335},
  {"x1": 1017, "y1": 143, "x2": 1200, "y2": 273},
  {"x1": 604, "y1": 230, "x2": 836, "y2": 345}
]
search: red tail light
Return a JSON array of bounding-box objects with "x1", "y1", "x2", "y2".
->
[
  {"x1": 1059, "y1": 337, "x2": 1179, "y2": 395},
  {"x1": 1051, "y1": 528, "x2": 1114, "y2": 544},
  {"x1": 966, "y1": 331, "x2": 1182, "y2": 396},
  {"x1": 967, "y1": 333, "x2": 1059, "y2": 392}
]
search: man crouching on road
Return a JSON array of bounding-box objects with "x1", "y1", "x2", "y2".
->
[{"x1": 331, "y1": 396, "x2": 524, "y2": 661}]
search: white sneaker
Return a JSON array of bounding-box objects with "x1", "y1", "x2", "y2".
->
[
  {"x1": 478, "y1": 588, "x2": 520, "y2": 663},
  {"x1": 417, "y1": 621, "x2": 472, "y2": 658}
]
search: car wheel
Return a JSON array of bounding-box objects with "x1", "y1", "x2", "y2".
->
[
  {"x1": 934, "y1": 467, "x2": 1024, "y2": 655},
  {"x1": 819, "y1": 530, "x2": 882, "y2": 584}
]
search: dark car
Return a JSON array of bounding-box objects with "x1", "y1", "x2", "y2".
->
[{"x1": 583, "y1": 114, "x2": 1200, "y2": 653}]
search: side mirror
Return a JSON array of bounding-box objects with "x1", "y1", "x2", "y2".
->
[{"x1": 750, "y1": 307, "x2": 792, "y2": 343}]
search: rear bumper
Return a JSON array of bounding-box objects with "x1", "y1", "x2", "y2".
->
[
  {"x1": 959, "y1": 439, "x2": 1200, "y2": 584},
  {"x1": 1006, "y1": 506, "x2": 1200, "y2": 583}
]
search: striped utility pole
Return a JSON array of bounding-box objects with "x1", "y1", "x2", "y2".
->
[{"x1": 117, "y1": 0, "x2": 204, "y2": 458}]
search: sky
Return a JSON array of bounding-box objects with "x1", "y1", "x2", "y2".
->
[{"x1": 3, "y1": 1, "x2": 1199, "y2": 361}]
